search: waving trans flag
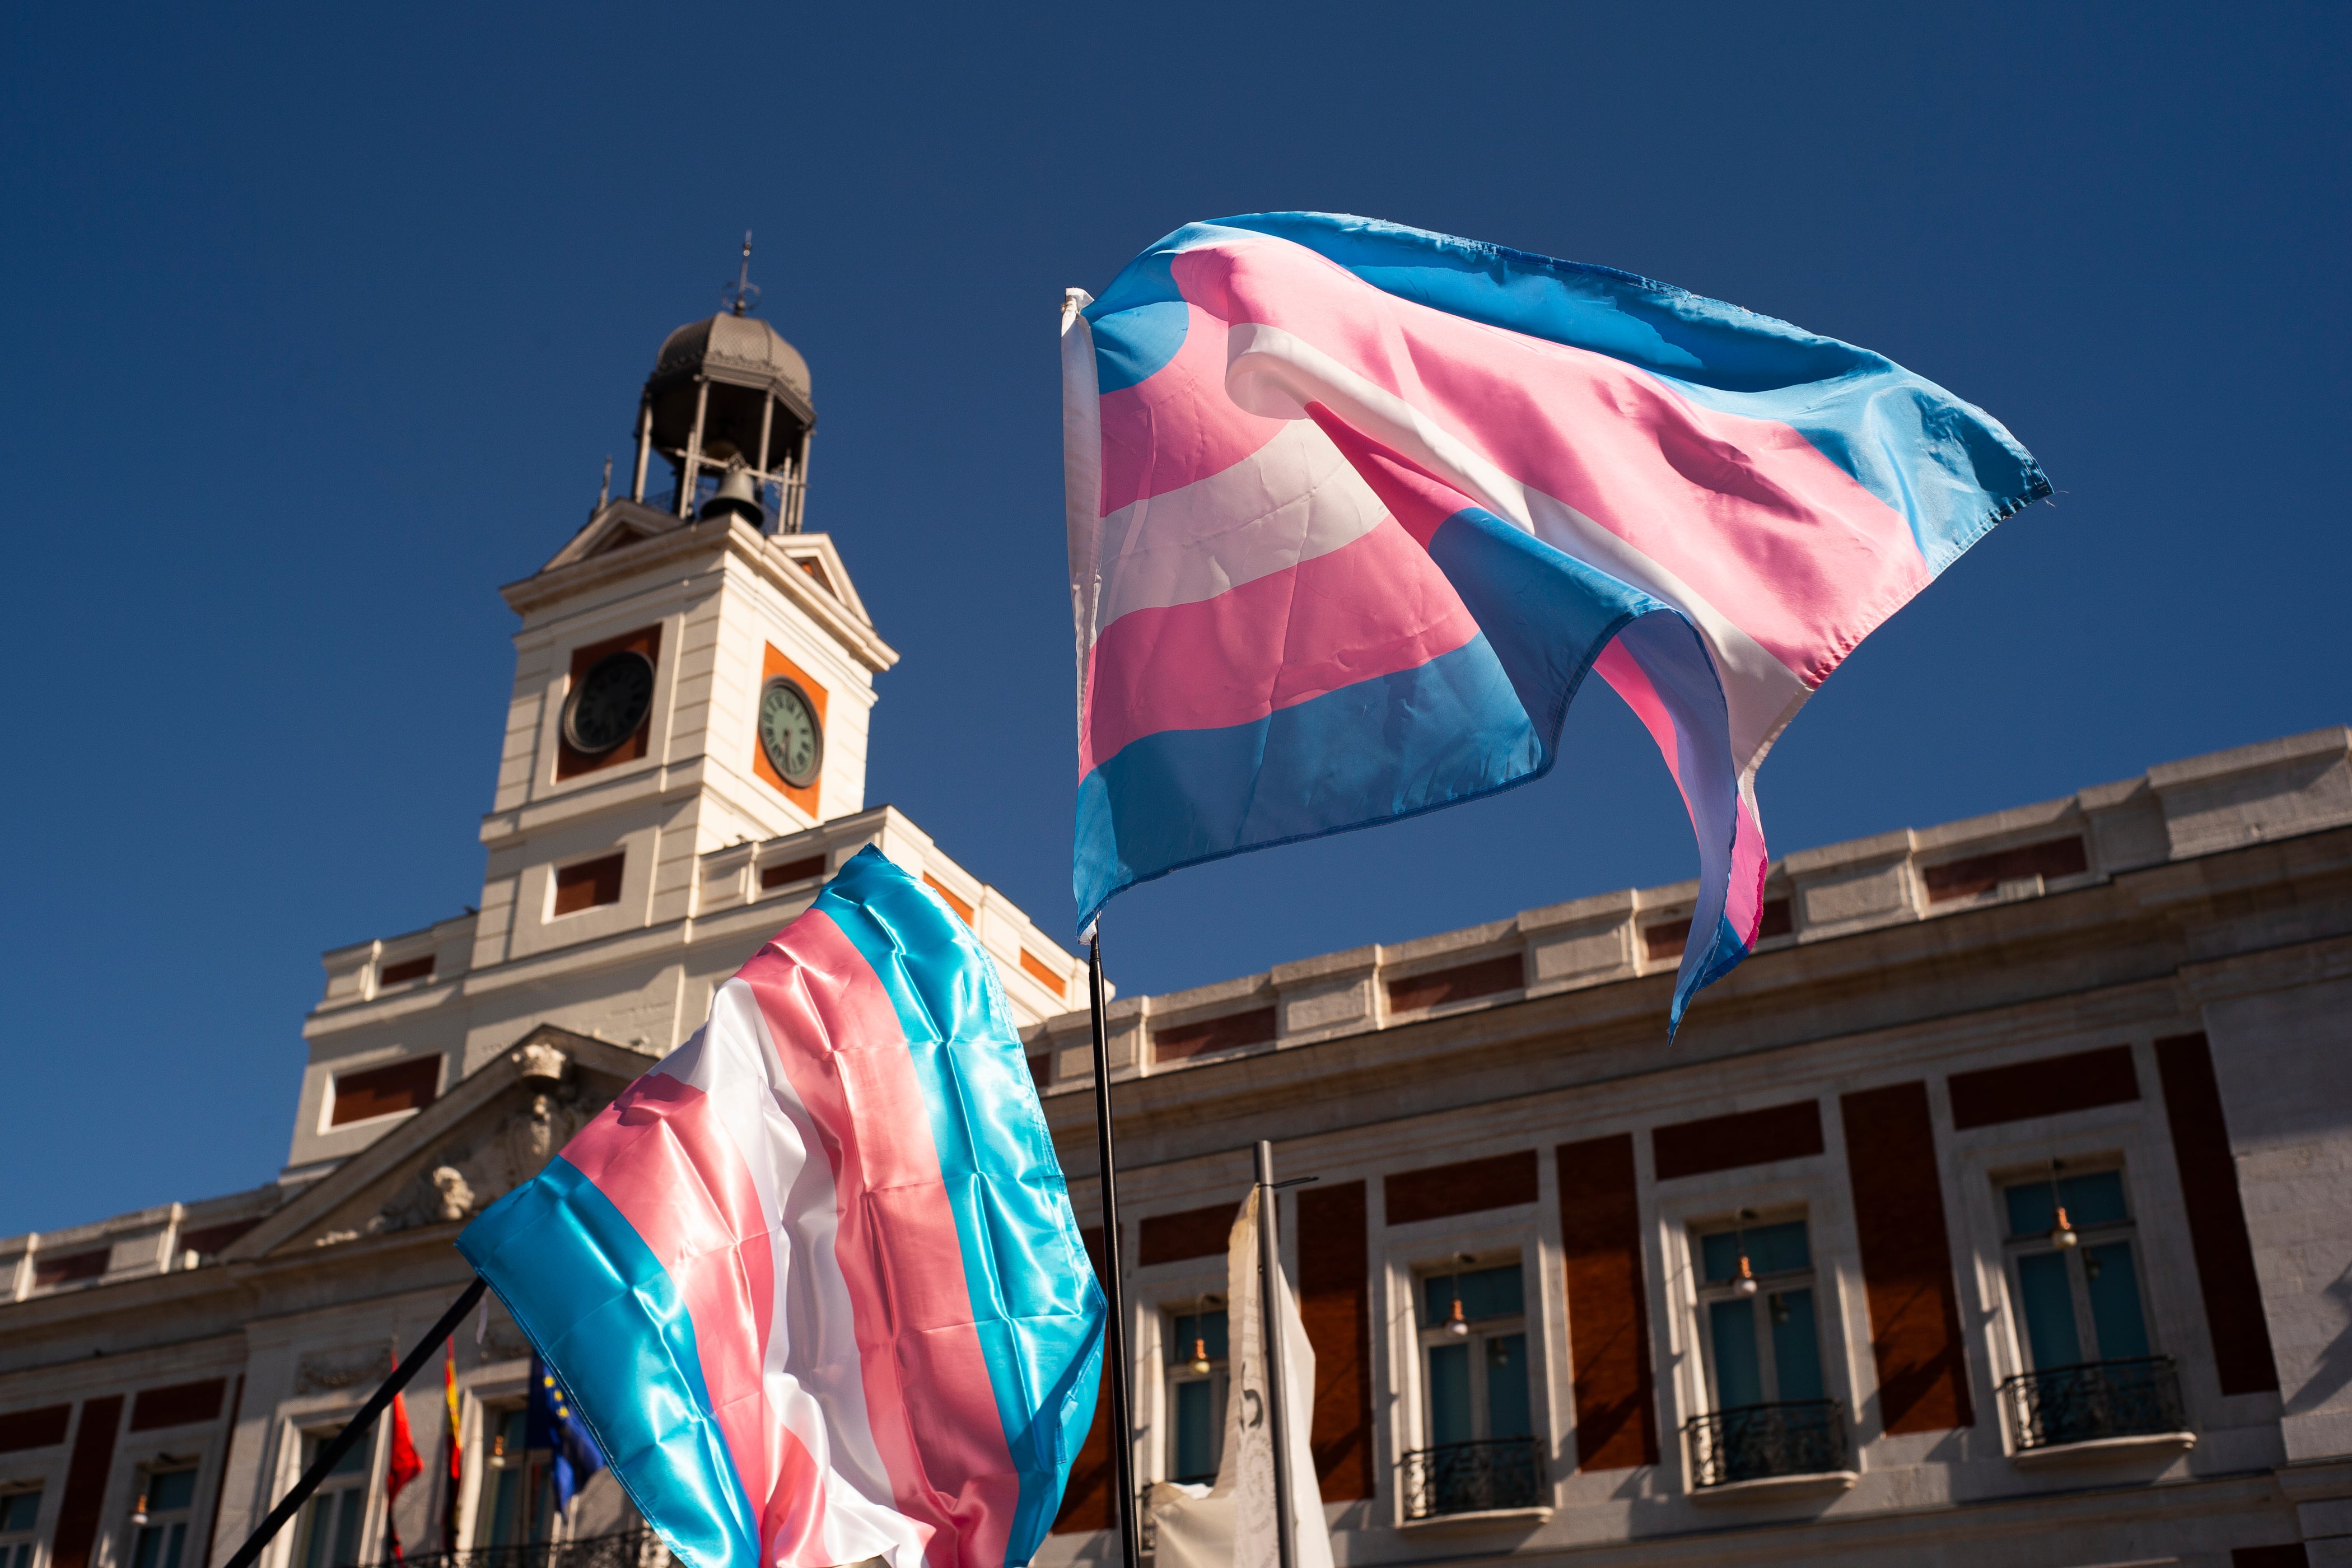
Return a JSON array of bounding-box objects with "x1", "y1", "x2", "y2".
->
[
  {"x1": 1065, "y1": 213, "x2": 2046, "y2": 1027},
  {"x1": 459, "y1": 848, "x2": 1105, "y2": 1568}
]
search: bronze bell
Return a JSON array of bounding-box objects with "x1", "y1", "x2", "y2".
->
[{"x1": 699, "y1": 466, "x2": 765, "y2": 525}]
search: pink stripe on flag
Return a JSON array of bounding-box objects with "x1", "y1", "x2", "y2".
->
[
  {"x1": 1592, "y1": 641, "x2": 1766, "y2": 945},
  {"x1": 561, "y1": 1073, "x2": 835, "y2": 1564},
  {"x1": 1729, "y1": 793, "x2": 1768, "y2": 946},
  {"x1": 1098, "y1": 302, "x2": 1291, "y2": 517},
  {"x1": 1079, "y1": 516, "x2": 1480, "y2": 774},
  {"x1": 738, "y1": 912, "x2": 1016, "y2": 1568},
  {"x1": 1170, "y1": 236, "x2": 1934, "y2": 687}
]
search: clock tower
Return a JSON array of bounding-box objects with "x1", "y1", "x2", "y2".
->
[
  {"x1": 468, "y1": 294, "x2": 892, "y2": 973},
  {"x1": 288, "y1": 275, "x2": 1081, "y2": 1182}
]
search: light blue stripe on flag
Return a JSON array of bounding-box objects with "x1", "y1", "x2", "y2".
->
[
  {"x1": 813, "y1": 850, "x2": 1107, "y2": 1566},
  {"x1": 459, "y1": 1158, "x2": 760, "y2": 1568}
]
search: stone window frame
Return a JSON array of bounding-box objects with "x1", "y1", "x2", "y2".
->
[
  {"x1": 1938, "y1": 1053, "x2": 2215, "y2": 1448},
  {"x1": 263, "y1": 1396, "x2": 389, "y2": 1568},
  {"x1": 1646, "y1": 1165, "x2": 1864, "y2": 1494},
  {"x1": 0, "y1": 1457, "x2": 67, "y2": 1568},
  {"x1": 1376, "y1": 1207, "x2": 1560, "y2": 1522},
  {"x1": 1127, "y1": 1249, "x2": 1226, "y2": 1491},
  {"x1": 452, "y1": 1368, "x2": 533, "y2": 1552}
]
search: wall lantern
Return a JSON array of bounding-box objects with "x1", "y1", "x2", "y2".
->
[
  {"x1": 1732, "y1": 1209, "x2": 1760, "y2": 1296},
  {"x1": 2047, "y1": 1158, "x2": 2079, "y2": 1249}
]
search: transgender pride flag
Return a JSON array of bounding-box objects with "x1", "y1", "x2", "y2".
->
[
  {"x1": 1065, "y1": 213, "x2": 2047, "y2": 1026},
  {"x1": 459, "y1": 848, "x2": 1104, "y2": 1568}
]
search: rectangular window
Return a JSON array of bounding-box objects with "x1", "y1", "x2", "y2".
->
[
  {"x1": 1418, "y1": 1261, "x2": 1532, "y2": 1447},
  {"x1": 1693, "y1": 1217, "x2": 1826, "y2": 1411},
  {"x1": 128, "y1": 1467, "x2": 198, "y2": 1568},
  {"x1": 759, "y1": 855, "x2": 827, "y2": 891},
  {"x1": 1, "y1": 1488, "x2": 43, "y2": 1568},
  {"x1": 329, "y1": 1057, "x2": 440, "y2": 1127},
  {"x1": 30, "y1": 1250, "x2": 106, "y2": 1289},
  {"x1": 379, "y1": 955, "x2": 435, "y2": 987},
  {"x1": 2003, "y1": 1167, "x2": 2152, "y2": 1368},
  {"x1": 1019, "y1": 950, "x2": 1067, "y2": 1001},
  {"x1": 921, "y1": 873, "x2": 974, "y2": 925},
  {"x1": 552, "y1": 853, "x2": 626, "y2": 916},
  {"x1": 1165, "y1": 1309, "x2": 1230, "y2": 1484},
  {"x1": 1923, "y1": 837, "x2": 2088, "y2": 903},
  {"x1": 478, "y1": 1408, "x2": 554, "y2": 1548},
  {"x1": 293, "y1": 1430, "x2": 371, "y2": 1568},
  {"x1": 1385, "y1": 955, "x2": 1523, "y2": 1013},
  {"x1": 1644, "y1": 919, "x2": 1692, "y2": 962},
  {"x1": 1152, "y1": 1009, "x2": 1278, "y2": 1063}
]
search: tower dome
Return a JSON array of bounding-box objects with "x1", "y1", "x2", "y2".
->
[
  {"x1": 649, "y1": 312, "x2": 811, "y2": 414},
  {"x1": 624, "y1": 236, "x2": 817, "y2": 533}
]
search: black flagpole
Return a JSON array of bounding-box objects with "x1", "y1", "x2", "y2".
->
[
  {"x1": 1254, "y1": 1142, "x2": 1300, "y2": 1568},
  {"x1": 1085, "y1": 925, "x2": 1141, "y2": 1568},
  {"x1": 221, "y1": 1277, "x2": 487, "y2": 1568}
]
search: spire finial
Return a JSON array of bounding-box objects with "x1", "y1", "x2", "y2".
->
[{"x1": 722, "y1": 231, "x2": 760, "y2": 317}]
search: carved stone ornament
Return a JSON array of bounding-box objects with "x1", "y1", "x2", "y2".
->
[
  {"x1": 297, "y1": 1348, "x2": 384, "y2": 1394},
  {"x1": 361, "y1": 1080, "x2": 600, "y2": 1239},
  {"x1": 515, "y1": 1043, "x2": 569, "y2": 1085}
]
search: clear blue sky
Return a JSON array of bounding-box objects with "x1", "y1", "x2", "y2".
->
[{"x1": 2, "y1": 3, "x2": 2344, "y2": 1236}]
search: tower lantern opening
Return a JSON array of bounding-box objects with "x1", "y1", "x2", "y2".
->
[{"x1": 630, "y1": 236, "x2": 815, "y2": 533}]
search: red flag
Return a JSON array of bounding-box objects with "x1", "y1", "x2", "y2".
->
[
  {"x1": 385, "y1": 1353, "x2": 422, "y2": 1559},
  {"x1": 440, "y1": 1339, "x2": 462, "y2": 1552}
]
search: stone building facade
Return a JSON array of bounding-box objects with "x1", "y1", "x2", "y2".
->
[
  {"x1": 1030, "y1": 725, "x2": 2352, "y2": 1568},
  {"x1": 3, "y1": 302, "x2": 2349, "y2": 1568}
]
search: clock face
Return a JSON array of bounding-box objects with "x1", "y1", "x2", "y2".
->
[
  {"x1": 562, "y1": 650, "x2": 655, "y2": 755},
  {"x1": 758, "y1": 677, "x2": 823, "y2": 788}
]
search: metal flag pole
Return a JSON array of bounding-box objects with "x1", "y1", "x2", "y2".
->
[
  {"x1": 1085, "y1": 924, "x2": 1141, "y2": 1568},
  {"x1": 1254, "y1": 1141, "x2": 1299, "y2": 1568},
  {"x1": 221, "y1": 1277, "x2": 487, "y2": 1568}
]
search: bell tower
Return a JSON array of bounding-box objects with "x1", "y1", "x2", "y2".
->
[
  {"x1": 290, "y1": 249, "x2": 1079, "y2": 1183},
  {"x1": 630, "y1": 234, "x2": 818, "y2": 533},
  {"x1": 465, "y1": 254, "x2": 897, "y2": 973}
]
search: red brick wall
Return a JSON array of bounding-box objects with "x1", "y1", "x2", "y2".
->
[
  {"x1": 1651, "y1": 1101, "x2": 1823, "y2": 1180},
  {"x1": 1842, "y1": 1082, "x2": 1974, "y2": 1432},
  {"x1": 1556, "y1": 1135, "x2": 1657, "y2": 1469},
  {"x1": 1139, "y1": 1203, "x2": 1240, "y2": 1265},
  {"x1": 1385, "y1": 1151, "x2": 1538, "y2": 1225},
  {"x1": 1947, "y1": 1045, "x2": 2138, "y2": 1129},
  {"x1": 50, "y1": 1396, "x2": 124, "y2": 1568},
  {"x1": 2156, "y1": 1032, "x2": 2281, "y2": 1395},
  {"x1": 1297, "y1": 1182, "x2": 1374, "y2": 1500}
]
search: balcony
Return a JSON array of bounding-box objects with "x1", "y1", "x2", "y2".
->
[
  {"x1": 377, "y1": 1529, "x2": 668, "y2": 1568},
  {"x1": 1685, "y1": 1400, "x2": 1852, "y2": 1497},
  {"x1": 2002, "y1": 1356, "x2": 2192, "y2": 1460},
  {"x1": 1401, "y1": 1438, "x2": 1547, "y2": 1522}
]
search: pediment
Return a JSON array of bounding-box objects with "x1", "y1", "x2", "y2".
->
[
  {"x1": 773, "y1": 533, "x2": 872, "y2": 626},
  {"x1": 230, "y1": 1026, "x2": 657, "y2": 1261},
  {"x1": 540, "y1": 499, "x2": 687, "y2": 573}
]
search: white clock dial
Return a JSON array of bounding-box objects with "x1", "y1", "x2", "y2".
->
[{"x1": 758, "y1": 677, "x2": 823, "y2": 788}]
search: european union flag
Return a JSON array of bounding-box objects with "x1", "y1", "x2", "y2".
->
[{"x1": 526, "y1": 1354, "x2": 605, "y2": 1514}]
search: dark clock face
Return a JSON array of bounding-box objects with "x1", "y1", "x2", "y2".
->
[
  {"x1": 758, "y1": 677, "x2": 823, "y2": 788},
  {"x1": 563, "y1": 650, "x2": 655, "y2": 755}
]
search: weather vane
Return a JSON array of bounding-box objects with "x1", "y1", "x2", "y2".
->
[{"x1": 722, "y1": 230, "x2": 760, "y2": 316}]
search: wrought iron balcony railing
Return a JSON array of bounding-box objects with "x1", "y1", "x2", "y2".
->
[
  {"x1": 2001, "y1": 1355, "x2": 2187, "y2": 1452},
  {"x1": 1401, "y1": 1438, "x2": 1546, "y2": 1519},
  {"x1": 1684, "y1": 1399, "x2": 1848, "y2": 1487},
  {"x1": 374, "y1": 1528, "x2": 668, "y2": 1568}
]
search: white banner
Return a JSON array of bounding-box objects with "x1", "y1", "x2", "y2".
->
[{"x1": 1150, "y1": 1189, "x2": 1333, "y2": 1568}]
